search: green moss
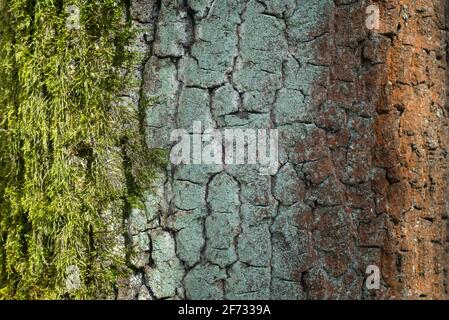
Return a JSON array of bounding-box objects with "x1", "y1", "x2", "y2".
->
[{"x1": 0, "y1": 0, "x2": 156, "y2": 299}]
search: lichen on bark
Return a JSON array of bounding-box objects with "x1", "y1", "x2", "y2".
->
[
  {"x1": 0, "y1": 0, "x2": 159, "y2": 299},
  {"x1": 120, "y1": 0, "x2": 449, "y2": 300}
]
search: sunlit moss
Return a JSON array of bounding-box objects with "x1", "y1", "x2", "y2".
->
[{"x1": 0, "y1": 0, "x2": 160, "y2": 299}]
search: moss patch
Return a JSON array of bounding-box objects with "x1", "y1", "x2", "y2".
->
[{"x1": 0, "y1": 0, "x2": 159, "y2": 299}]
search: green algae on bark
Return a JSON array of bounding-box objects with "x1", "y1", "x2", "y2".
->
[{"x1": 0, "y1": 0, "x2": 158, "y2": 299}]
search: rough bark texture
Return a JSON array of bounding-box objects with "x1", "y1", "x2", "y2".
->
[
  {"x1": 117, "y1": 0, "x2": 449, "y2": 300},
  {"x1": 375, "y1": 0, "x2": 449, "y2": 299}
]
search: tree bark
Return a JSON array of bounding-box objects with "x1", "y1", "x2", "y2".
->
[{"x1": 118, "y1": 0, "x2": 449, "y2": 300}]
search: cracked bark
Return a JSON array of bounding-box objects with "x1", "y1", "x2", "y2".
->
[{"x1": 117, "y1": 0, "x2": 449, "y2": 300}]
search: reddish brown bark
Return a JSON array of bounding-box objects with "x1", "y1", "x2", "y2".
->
[{"x1": 373, "y1": 0, "x2": 449, "y2": 299}]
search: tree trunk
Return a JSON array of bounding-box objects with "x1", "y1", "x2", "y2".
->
[
  {"x1": 117, "y1": 0, "x2": 449, "y2": 300},
  {"x1": 1, "y1": 0, "x2": 448, "y2": 300}
]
